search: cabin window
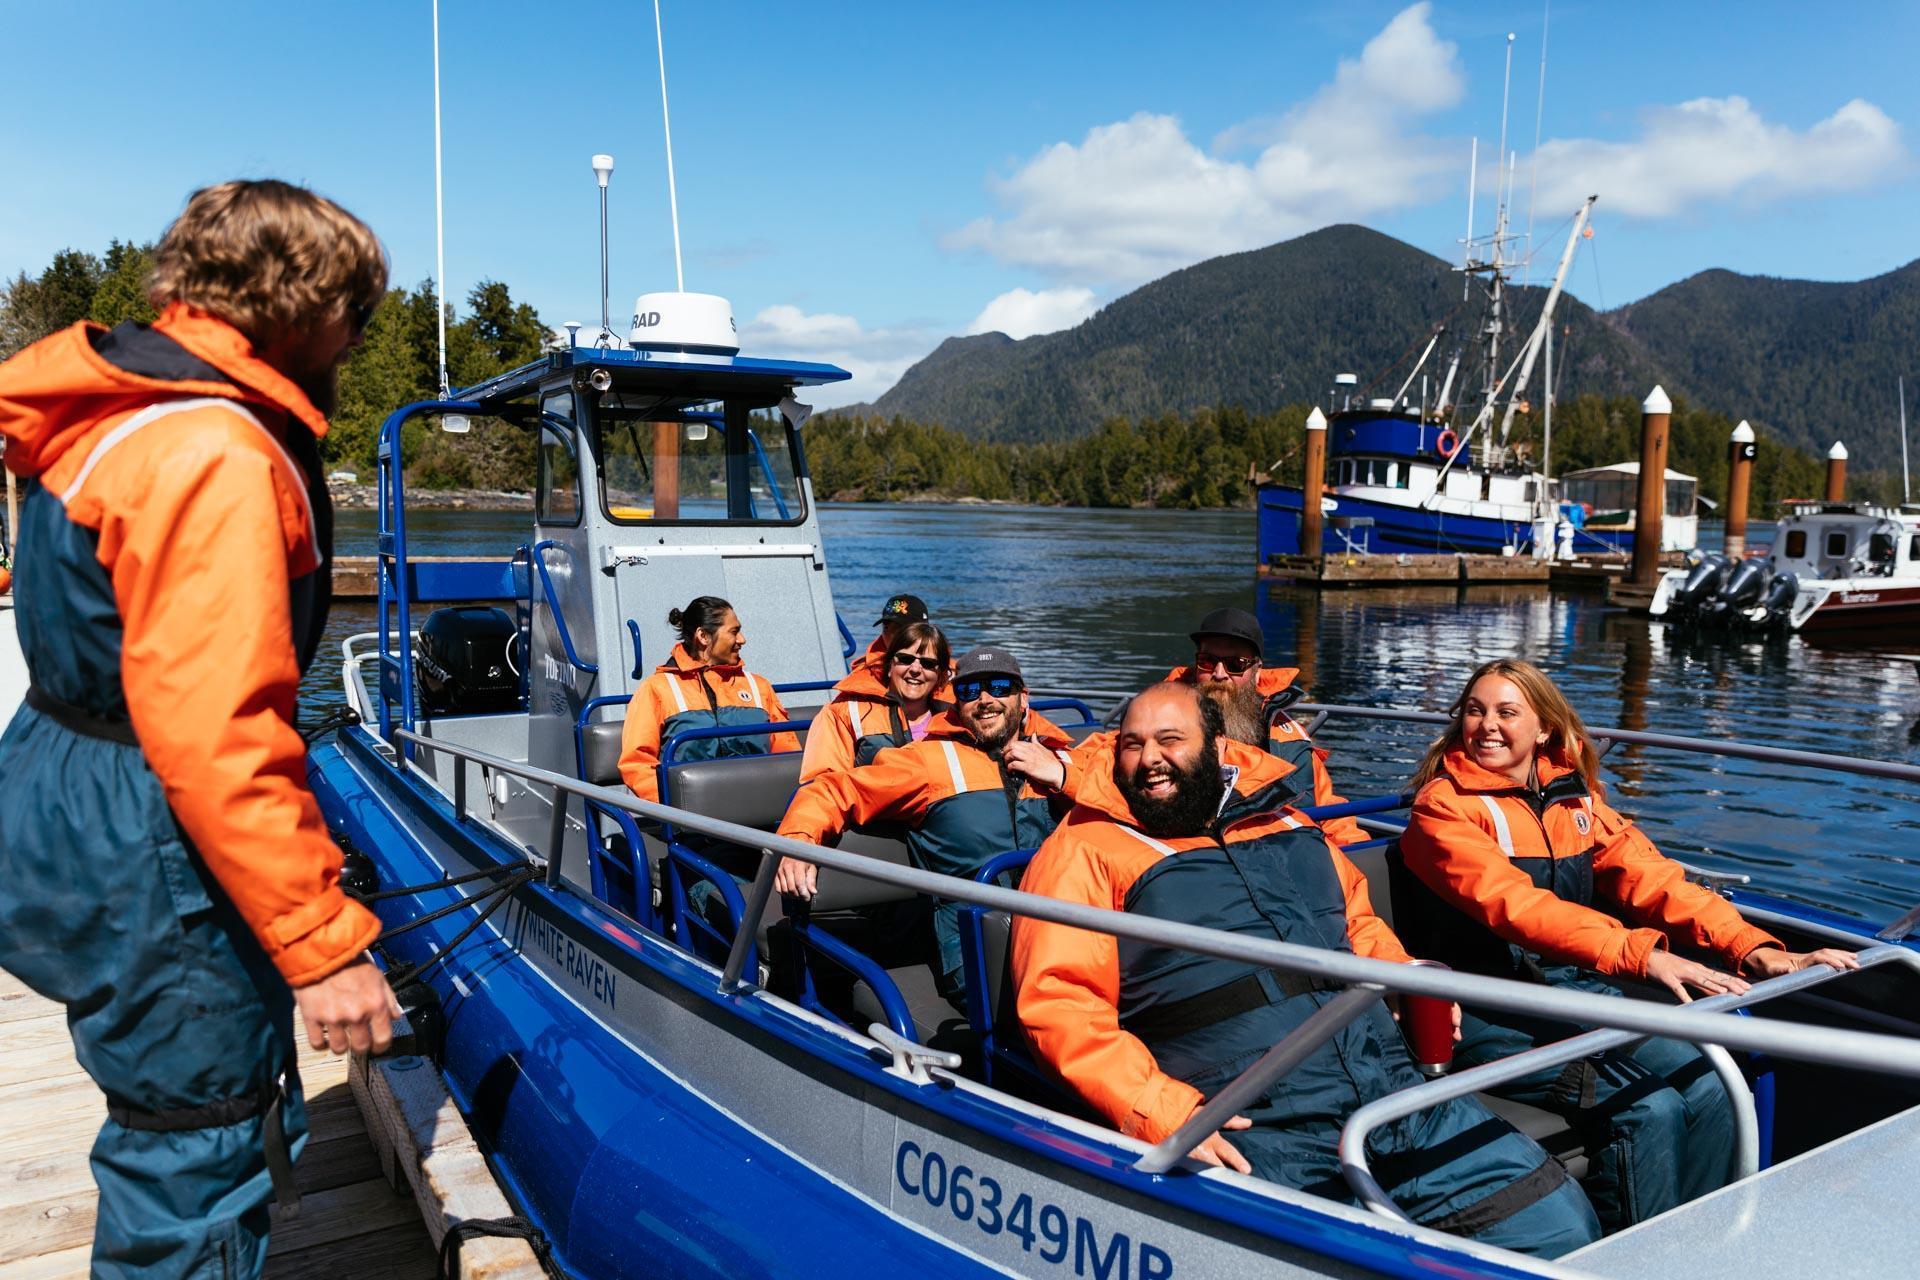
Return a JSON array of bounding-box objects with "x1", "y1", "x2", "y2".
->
[
  {"x1": 1870, "y1": 533, "x2": 1896, "y2": 564},
  {"x1": 596, "y1": 396, "x2": 807, "y2": 526},
  {"x1": 1825, "y1": 530, "x2": 1850, "y2": 558},
  {"x1": 1389, "y1": 462, "x2": 1404, "y2": 488},
  {"x1": 1910, "y1": 534, "x2": 1920, "y2": 561},
  {"x1": 1784, "y1": 530, "x2": 1807, "y2": 558},
  {"x1": 536, "y1": 390, "x2": 581, "y2": 526}
]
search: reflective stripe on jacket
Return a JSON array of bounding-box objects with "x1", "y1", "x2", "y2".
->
[
  {"x1": 616, "y1": 643, "x2": 799, "y2": 800},
  {"x1": 0, "y1": 306, "x2": 380, "y2": 985},
  {"x1": 778, "y1": 708, "x2": 1075, "y2": 978},
  {"x1": 1164, "y1": 664, "x2": 1365, "y2": 846},
  {"x1": 1012, "y1": 738, "x2": 1409, "y2": 1144},
  {"x1": 1397, "y1": 745, "x2": 1779, "y2": 980},
  {"x1": 796, "y1": 656, "x2": 945, "y2": 782}
]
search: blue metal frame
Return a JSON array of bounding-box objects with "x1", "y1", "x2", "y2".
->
[
  {"x1": 834, "y1": 614, "x2": 857, "y2": 664},
  {"x1": 376, "y1": 398, "x2": 486, "y2": 748},
  {"x1": 571, "y1": 694, "x2": 660, "y2": 931},
  {"x1": 1028, "y1": 697, "x2": 1097, "y2": 726},
  {"x1": 626, "y1": 619, "x2": 644, "y2": 679},
  {"x1": 531, "y1": 539, "x2": 598, "y2": 675},
  {"x1": 786, "y1": 913, "x2": 917, "y2": 1041}
]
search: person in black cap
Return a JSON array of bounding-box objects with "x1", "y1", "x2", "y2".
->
[
  {"x1": 852, "y1": 593, "x2": 931, "y2": 677},
  {"x1": 1164, "y1": 606, "x2": 1366, "y2": 846},
  {"x1": 776, "y1": 644, "x2": 1081, "y2": 1006}
]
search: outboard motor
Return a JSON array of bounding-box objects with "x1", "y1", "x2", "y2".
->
[
  {"x1": 1721, "y1": 558, "x2": 1772, "y2": 611},
  {"x1": 1762, "y1": 570, "x2": 1799, "y2": 625},
  {"x1": 1674, "y1": 553, "x2": 1733, "y2": 609},
  {"x1": 417, "y1": 606, "x2": 522, "y2": 713}
]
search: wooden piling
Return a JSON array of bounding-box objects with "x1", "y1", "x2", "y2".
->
[
  {"x1": 653, "y1": 422, "x2": 682, "y2": 519},
  {"x1": 1629, "y1": 386, "x2": 1672, "y2": 588},
  {"x1": 1300, "y1": 407, "x2": 1328, "y2": 556},
  {"x1": 1725, "y1": 420, "x2": 1756, "y2": 559},
  {"x1": 1826, "y1": 442, "x2": 1848, "y2": 503}
]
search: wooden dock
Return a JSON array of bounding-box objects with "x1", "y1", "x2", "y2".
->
[
  {"x1": 1260, "y1": 552, "x2": 1551, "y2": 587},
  {"x1": 0, "y1": 969, "x2": 538, "y2": 1279}
]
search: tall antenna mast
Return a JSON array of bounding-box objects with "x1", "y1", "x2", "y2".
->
[
  {"x1": 593, "y1": 155, "x2": 614, "y2": 339},
  {"x1": 431, "y1": 0, "x2": 449, "y2": 397},
  {"x1": 1524, "y1": 2, "x2": 1550, "y2": 286},
  {"x1": 1901, "y1": 375, "x2": 1911, "y2": 504},
  {"x1": 653, "y1": 0, "x2": 686, "y2": 292},
  {"x1": 1462, "y1": 137, "x2": 1477, "y2": 300}
]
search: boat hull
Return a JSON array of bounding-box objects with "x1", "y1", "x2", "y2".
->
[
  {"x1": 1798, "y1": 583, "x2": 1920, "y2": 633},
  {"x1": 310, "y1": 728, "x2": 1542, "y2": 1280},
  {"x1": 1257, "y1": 485, "x2": 1550, "y2": 558}
]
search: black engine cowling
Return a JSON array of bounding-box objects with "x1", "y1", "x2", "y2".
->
[{"x1": 416, "y1": 606, "x2": 522, "y2": 713}]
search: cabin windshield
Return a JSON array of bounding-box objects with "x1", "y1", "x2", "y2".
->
[{"x1": 594, "y1": 395, "x2": 806, "y2": 526}]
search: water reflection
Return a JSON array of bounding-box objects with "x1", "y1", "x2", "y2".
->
[{"x1": 305, "y1": 504, "x2": 1920, "y2": 925}]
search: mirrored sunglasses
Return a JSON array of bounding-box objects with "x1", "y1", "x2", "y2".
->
[{"x1": 953, "y1": 676, "x2": 1021, "y2": 703}]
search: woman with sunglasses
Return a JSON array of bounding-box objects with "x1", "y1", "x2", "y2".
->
[
  {"x1": 799, "y1": 621, "x2": 951, "y2": 783},
  {"x1": 1394, "y1": 657, "x2": 1855, "y2": 1231}
]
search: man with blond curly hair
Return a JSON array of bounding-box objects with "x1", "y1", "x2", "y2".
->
[{"x1": 0, "y1": 180, "x2": 396, "y2": 1278}]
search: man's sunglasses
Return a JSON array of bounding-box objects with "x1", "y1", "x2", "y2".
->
[
  {"x1": 890, "y1": 652, "x2": 943, "y2": 672},
  {"x1": 953, "y1": 676, "x2": 1022, "y2": 703},
  {"x1": 1194, "y1": 651, "x2": 1258, "y2": 676}
]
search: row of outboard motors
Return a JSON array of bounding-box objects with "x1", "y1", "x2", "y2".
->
[{"x1": 1666, "y1": 552, "x2": 1800, "y2": 630}]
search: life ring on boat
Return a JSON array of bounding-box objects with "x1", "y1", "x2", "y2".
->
[{"x1": 1435, "y1": 429, "x2": 1460, "y2": 458}]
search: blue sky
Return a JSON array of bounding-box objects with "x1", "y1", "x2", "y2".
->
[{"x1": 4, "y1": 1, "x2": 1916, "y2": 405}]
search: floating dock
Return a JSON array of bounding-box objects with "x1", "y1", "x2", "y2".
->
[
  {"x1": 0, "y1": 968, "x2": 540, "y2": 1279},
  {"x1": 1258, "y1": 552, "x2": 1650, "y2": 592}
]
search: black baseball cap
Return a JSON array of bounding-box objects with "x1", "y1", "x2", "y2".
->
[
  {"x1": 953, "y1": 646, "x2": 1023, "y2": 683},
  {"x1": 1189, "y1": 607, "x2": 1264, "y2": 657},
  {"x1": 876, "y1": 593, "x2": 929, "y2": 626}
]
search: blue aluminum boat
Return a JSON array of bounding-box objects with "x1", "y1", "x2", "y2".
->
[{"x1": 312, "y1": 301, "x2": 1920, "y2": 1279}]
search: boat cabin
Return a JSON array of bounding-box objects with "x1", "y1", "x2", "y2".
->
[
  {"x1": 1557, "y1": 462, "x2": 1701, "y2": 552},
  {"x1": 1768, "y1": 501, "x2": 1920, "y2": 580},
  {"x1": 1327, "y1": 406, "x2": 1547, "y2": 511}
]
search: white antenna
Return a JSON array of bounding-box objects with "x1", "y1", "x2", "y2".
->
[
  {"x1": 1524, "y1": 2, "x2": 1550, "y2": 286},
  {"x1": 593, "y1": 154, "x2": 614, "y2": 338},
  {"x1": 431, "y1": 0, "x2": 449, "y2": 397},
  {"x1": 1462, "y1": 137, "x2": 1477, "y2": 299},
  {"x1": 1901, "y1": 375, "x2": 1911, "y2": 504},
  {"x1": 653, "y1": 0, "x2": 686, "y2": 292},
  {"x1": 1494, "y1": 32, "x2": 1515, "y2": 263}
]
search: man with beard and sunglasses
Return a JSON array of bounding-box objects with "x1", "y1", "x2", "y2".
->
[
  {"x1": 0, "y1": 180, "x2": 394, "y2": 1277},
  {"x1": 1011, "y1": 683, "x2": 1602, "y2": 1258},
  {"x1": 777, "y1": 646, "x2": 1081, "y2": 1006},
  {"x1": 1167, "y1": 606, "x2": 1366, "y2": 846}
]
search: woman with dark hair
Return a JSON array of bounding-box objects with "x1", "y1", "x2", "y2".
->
[
  {"x1": 1395, "y1": 657, "x2": 1854, "y2": 1231},
  {"x1": 617, "y1": 595, "x2": 799, "y2": 801},
  {"x1": 798, "y1": 620, "x2": 951, "y2": 782}
]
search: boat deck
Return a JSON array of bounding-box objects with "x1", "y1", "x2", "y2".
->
[{"x1": 0, "y1": 968, "x2": 439, "y2": 1279}]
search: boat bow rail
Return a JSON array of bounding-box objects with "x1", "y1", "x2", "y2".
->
[{"x1": 382, "y1": 727, "x2": 1920, "y2": 1216}]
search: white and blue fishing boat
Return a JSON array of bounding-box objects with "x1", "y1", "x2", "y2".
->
[{"x1": 305, "y1": 247, "x2": 1920, "y2": 1275}]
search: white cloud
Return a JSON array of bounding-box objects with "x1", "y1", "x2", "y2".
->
[
  {"x1": 1529, "y1": 96, "x2": 1906, "y2": 219},
  {"x1": 738, "y1": 304, "x2": 939, "y2": 408},
  {"x1": 967, "y1": 286, "x2": 1097, "y2": 339},
  {"x1": 945, "y1": 3, "x2": 1464, "y2": 287}
]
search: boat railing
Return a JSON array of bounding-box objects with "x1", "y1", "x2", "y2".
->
[
  {"x1": 387, "y1": 726, "x2": 1920, "y2": 1119},
  {"x1": 1336, "y1": 946, "x2": 1916, "y2": 1223}
]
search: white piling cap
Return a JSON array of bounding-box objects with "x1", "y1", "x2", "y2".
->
[
  {"x1": 1829, "y1": 441, "x2": 1849, "y2": 460},
  {"x1": 591, "y1": 154, "x2": 614, "y2": 188},
  {"x1": 1306, "y1": 407, "x2": 1328, "y2": 432},
  {"x1": 1731, "y1": 420, "x2": 1755, "y2": 443},
  {"x1": 1642, "y1": 385, "x2": 1672, "y2": 415}
]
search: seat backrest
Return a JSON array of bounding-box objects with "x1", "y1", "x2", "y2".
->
[
  {"x1": 581, "y1": 721, "x2": 625, "y2": 786},
  {"x1": 1061, "y1": 722, "x2": 1105, "y2": 746},
  {"x1": 665, "y1": 752, "x2": 805, "y2": 831},
  {"x1": 808, "y1": 830, "x2": 916, "y2": 911},
  {"x1": 1343, "y1": 840, "x2": 1396, "y2": 932}
]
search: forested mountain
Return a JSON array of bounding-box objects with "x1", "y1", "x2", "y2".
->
[{"x1": 864, "y1": 225, "x2": 1918, "y2": 471}]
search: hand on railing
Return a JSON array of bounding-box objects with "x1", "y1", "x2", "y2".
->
[
  {"x1": 775, "y1": 851, "x2": 820, "y2": 899},
  {"x1": 1741, "y1": 946, "x2": 1861, "y2": 980},
  {"x1": 1644, "y1": 951, "x2": 1751, "y2": 1003}
]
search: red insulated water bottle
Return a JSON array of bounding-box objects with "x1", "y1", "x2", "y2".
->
[{"x1": 1400, "y1": 959, "x2": 1455, "y2": 1077}]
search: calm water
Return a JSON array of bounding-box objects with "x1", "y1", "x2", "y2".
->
[{"x1": 306, "y1": 503, "x2": 1920, "y2": 926}]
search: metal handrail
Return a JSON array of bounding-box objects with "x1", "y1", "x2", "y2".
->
[
  {"x1": 1335, "y1": 946, "x2": 1920, "y2": 1222},
  {"x1": 531, "y1": 540, "x2": 598, "y2": 675},
  {"x1": 387, "y1": 728, "x2": 1920, "y2": 1086},
  {"x1": 1289, "y1": 701, "x2": 1920, "y2": 785}
]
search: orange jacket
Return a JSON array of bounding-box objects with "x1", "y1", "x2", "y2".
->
[
  {"x1": 0, "y1": 306, "x2": 380, "y2": 986},
  {"x1": 779, "y1": 706, "x2": 1075, "y2": 843},
  {"x1": 796, "y1": 656, "x2": 942, "y2": 782},
  {"x1": 1164, "y1": 664, "x2": 1365, "y2": 846},
  {"x1": 617, "y1": 644, "x2": 799, "y2": 800},
  {"x1": 1399, "y1": 746, "x2": 1780, "y2": 979},
  {"x1": 1012, "y1": 738, "x2": 1409, "y2": 1144}
]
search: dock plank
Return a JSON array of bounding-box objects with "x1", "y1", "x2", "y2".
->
[{"x1": 0, "y1": 968, "x2": 445, "y2": 1280}]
